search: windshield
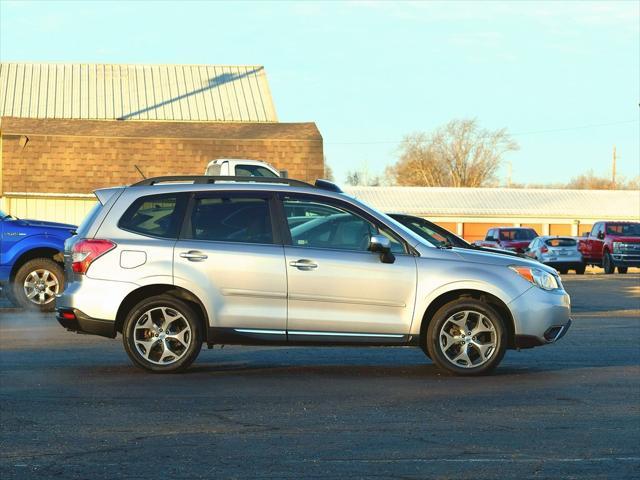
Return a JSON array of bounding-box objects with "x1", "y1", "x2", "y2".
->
[
  {"x1": 499, "y1": 229, "x2": 537, "y2": 241},
  {"x1": 389, "y1": 215, "x2": 467, "y2": 248},
  {"x1": 606, "y1": 223, "x2": 640, "y2": 237}
]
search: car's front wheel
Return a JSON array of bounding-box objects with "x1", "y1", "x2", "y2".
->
[
  {"x1": 12, "y1": 258, "x2": 63, "y2": 312},
  {"x1": 122, "y1": 295, "x2": 203, "y2": 373},
  {"x1": 603, "y1": 251, "x2": 615, "y2": 274},
  {"x1": 425, "y1": 299, "x2": 507, "y2": 376}
]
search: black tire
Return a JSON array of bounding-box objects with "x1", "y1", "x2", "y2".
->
[
  {"x1": 618, "y1": 267, "x2": 628, "y2": 274},
  {"x1": 575, "y1": 264, "x2": 586, "y2": 275},
  {"x1": 603, "y1": 251, "x2": 615, "y2": 274},
  {"x1": 425, "y1": 298, "x2": 507, "y2": 376},
  {"x1": 11, "y1": 258, "x2": 64, "y2": 312},
  {"x1": 122, "y1": 295, "x2": 203, "y2": 373},
  {"x1": 558, "y1": 268, "x2": 568, "y2": 275}
]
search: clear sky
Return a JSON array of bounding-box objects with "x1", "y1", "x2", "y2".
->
[{"x1": 1, "y1": 0, "x2": 638, "y2": 185}]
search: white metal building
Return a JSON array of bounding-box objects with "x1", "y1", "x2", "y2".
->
[{"x1": 346, "y1": 186, "x2": 640, "y2": 242}]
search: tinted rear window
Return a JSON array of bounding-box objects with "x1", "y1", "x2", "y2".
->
[
  {"x1": 545, "y1": 238, "x2": 576, "y2": 247},
  {"x1": 499, "y1": 229, "x2": 537, "y2": 241},
  {"x1": 119, "y1": 194, "x2": 183, "y2": 239},
  {"x1": 188, "y1": 196, "x2": 274, "y2": 244}
]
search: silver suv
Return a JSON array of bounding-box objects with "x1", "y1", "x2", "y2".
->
[{"x1": 56, "y1": 176, "x2": 571, "y2": 375}]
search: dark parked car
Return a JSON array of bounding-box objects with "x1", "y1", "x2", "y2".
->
[{"x1": 388, "y1": 214, "x2": 524, "y2": 258}]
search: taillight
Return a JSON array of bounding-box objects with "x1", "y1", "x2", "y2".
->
[
  {"x1": 72, "y1": 239, "x2": 116, "y2": 274},
  {"x1": 541, "y1": 246, "x2": 549, "y2": 254}
]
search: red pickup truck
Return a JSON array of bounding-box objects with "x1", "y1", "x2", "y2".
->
[
  {"x1": 578, "y1": 221, "x2": 640, "y2": 274},
  {"x1": 474, "y1": 227, "x2": 538, "y2": 253}
]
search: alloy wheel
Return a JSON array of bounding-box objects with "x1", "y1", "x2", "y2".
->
[
  {"x1": 133, "y1": 307, "x2": 192, "y2": 365},
  {"x1": 438, "y1": 310, "x2": 497, "y2": 369},
  {"x1": 23, "y1": 269, "x2": 59, "y2": 305}
]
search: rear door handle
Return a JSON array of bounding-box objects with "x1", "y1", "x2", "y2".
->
[
  {"x1": 180, "y1": 250, "x2": 208, "y2": 262},
  {"x1": 289, "y1": 259, "x2": 318, "y2": 270}
]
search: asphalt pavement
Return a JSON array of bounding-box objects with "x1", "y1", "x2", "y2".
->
[{"x1": 0, "y1": 274, "x2": 639, "y2": 479}]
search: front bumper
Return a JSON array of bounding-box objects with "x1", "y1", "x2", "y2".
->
[
  {"x1": 56, "y1": 308, "x2": 116, "y2": 338},
  {"x1": 542, "y1": 261, "x2": 584, "y2": 270},
  {"x1": 509, "y1": 285, "x2": 572, "y2": 349},
  {"x1": 611, "y1": 253, "x2": 640, "y2": 267}
]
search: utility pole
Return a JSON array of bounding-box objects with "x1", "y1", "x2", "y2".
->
[
  {"x1": 612, "y1": 145, "x2": 617, "y2": 189},
  {"x1": 507, "y1": 161, "x2": 512, "y2": 187}
]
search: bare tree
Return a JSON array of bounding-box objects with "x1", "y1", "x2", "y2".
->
[
  {"x1": 566, "y1": 170, "x2": 632, "y2": 190},
  {"x1": 323, "y1": 163, "x2": 335, "y2": 181},
  {"x1": 345, "y1": 169, "x2": 382, "y2": 186},
  {"x1": 389, "y1": 119, "x2": 518, "y2": 187}
]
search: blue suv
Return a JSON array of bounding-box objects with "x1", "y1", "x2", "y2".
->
[{"x1": 1, "y1": 209, "x2": 76, "y2": 311}]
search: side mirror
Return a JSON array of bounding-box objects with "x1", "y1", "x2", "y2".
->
[
  {"x1": 597, "y1": 232, "x2": 605, "y2": 240},
  {"x1": 369, "y1": 235, "x2": 395, "y2": 264}
]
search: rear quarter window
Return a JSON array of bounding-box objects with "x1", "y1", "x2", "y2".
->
[{"x1": 118, "y1": 194, "x2": 184, "y2": 239}]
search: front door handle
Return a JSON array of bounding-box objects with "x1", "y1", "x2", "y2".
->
[
  {"x1": 289, "y1": 259, "x2": 318, "y2": 270},
  {"x1": 180, "y1": 250, "x2": 208, "y2": 262}
]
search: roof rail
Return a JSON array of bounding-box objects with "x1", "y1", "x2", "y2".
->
[{"x1": 131, "y1": 176, "x2": 313, "y2": 188}]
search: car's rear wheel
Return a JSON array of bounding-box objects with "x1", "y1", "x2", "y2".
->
[
  {"x1": 618, "y1": 267, "x2": 628, "y2": 274},
  {"x1": 425, "y1": 299, "x2": 507, "y2": 376},
  {"x1": 12, "y1": 258, "x2": 63, "y2": 312},
  {"x1": 558, "y1": 268, "x2": 568, "y2": 275},
  {"x1": 122, "y1": 295, "x2": 203, "y2": 373},
  {"x1": 603, "y1": 251, "x2": 615, "y2": 274},
  {"x1": 575, "y1": 264, "x2": 586, "y2": 275}
]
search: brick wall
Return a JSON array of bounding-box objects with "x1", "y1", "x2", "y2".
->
[{"x1": 0, "y1": 118, "x2": 324, "y2": 194}]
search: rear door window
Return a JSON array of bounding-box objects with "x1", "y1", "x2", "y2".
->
[
  {"x1": 119, "y1": 194, "x2": 185, "y2": 239},
  {"x1": 186, "y1": 194, "x2": 274, "y2": 245}
]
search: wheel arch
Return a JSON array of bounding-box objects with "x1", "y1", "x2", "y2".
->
[
  {"x1": 10, "y1": 247, "x2": 64, "y2": 280},
  {"x1": 418, "y1": 289, "x2": 516, "y2": 349},
  {"x1": 115, "y1": 284, "x2": 209, "y2": 340}
]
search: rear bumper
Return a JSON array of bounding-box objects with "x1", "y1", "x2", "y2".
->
[{"x1": 56, "y1": 308, "x2": 116, "y2": 338}]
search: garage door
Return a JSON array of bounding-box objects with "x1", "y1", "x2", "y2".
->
[
  {"x1": 549, "y1": 224, "x2": 572, "y2": 236},
  {"x1": 463, "y1": 223, "x2": 502, "y2": 243},
  {"x1": 434, "y1": 222, "x2": 457, "y2": 234}
]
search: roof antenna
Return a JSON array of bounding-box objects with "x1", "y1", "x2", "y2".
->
[{"x1": 134, "y1": 164, "x2": 147, "y2": 179}]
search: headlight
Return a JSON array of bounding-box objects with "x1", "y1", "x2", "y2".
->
[
  {"x1": 612, "y1": 242, "x2": 622, "y2": 253},
  {"x1": 509, "y1": 266, "x2": 560, "y2": 291}
]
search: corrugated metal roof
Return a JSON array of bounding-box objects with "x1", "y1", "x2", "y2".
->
[
  {"x1": 0, "y1": 63, "x2": 277, "y2": 122},
  {"x1": 345, "y1": 186, "x2": 640, "y2": 220}
]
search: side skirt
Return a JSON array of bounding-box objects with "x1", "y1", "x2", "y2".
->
[{"x1": 206, "y1": 327, "x2": 417, "y2": 347}]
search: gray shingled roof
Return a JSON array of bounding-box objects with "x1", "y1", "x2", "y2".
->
[
  {"x1": 345, "y1": 187, "x2": 640, "y2": 220},
  {"x1": 0, "y1": 63, "x2": 277, "y2": 122}
]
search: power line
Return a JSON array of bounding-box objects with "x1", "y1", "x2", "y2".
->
[{"x1": 325, "y1": 119, "x2": 639, "y2": 146}]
